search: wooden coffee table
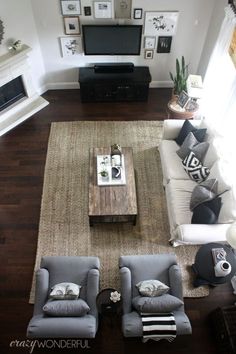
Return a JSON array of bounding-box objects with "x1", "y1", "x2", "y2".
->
[{"x1": 88, "y1": 147, "x2": 137, "y2": 226}]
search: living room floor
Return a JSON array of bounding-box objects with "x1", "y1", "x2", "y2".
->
[{"x1": 0, "y1": 88, "x2": 235, "y2": 354}]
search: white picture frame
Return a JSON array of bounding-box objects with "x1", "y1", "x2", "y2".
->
[
  {"x1": 63, "y1": 17, "x2": 80, "y2": 35},
  {"x1": 61, "y1": 0, "x2": 81, "y2": 15},
  {"x1": 144, "y1": 49, "x2": 154, "y2": 60},
  {"x1": 144, "y1": 36, "x2": 156, "y2": 49},
  {"x1": 60, "y1": 36, "x2": 82, "y2": 57},
  {"x1": 94, "y1": 1, "x2": 112, "y2": 19},
  {"x1": 144, "y1": 11, "x2": 179, "y2": 36}
]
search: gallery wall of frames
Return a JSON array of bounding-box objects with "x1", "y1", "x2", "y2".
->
[{"x1": 59, "y1": 0, "x2": 178, "y2": 58}]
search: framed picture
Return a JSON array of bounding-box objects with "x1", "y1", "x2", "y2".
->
[
  {"x1": 144, "y1": 11, "x2": 179, "y2": 36},
  {"x1": 94, "y1": 1, "x2": 112, "y2": 18},
  {"x1": 61, "y1": 0, "x2": 81, "y2": 15},
  {"x1": 60, "y1": 36, "x2": 82, "y2": 57},
  {"x1": 84, "y1": 6, "x2": 91, "y2": 16},
  {"x1": 133, "y1": 8, "x2": 142, "y2": 19},
  {"x1": 157, "y1": 36, "x2": 172, "y2": 53},
  {"x1": 177, "y1": 91, "x2": 190, "y2": 108},
  {"x1": 144, "y1": 49, "x2": 154, "y2": 60},
  {"x1": 144, "y1": 36, "x2": 156, "y2": 49},
  {"x1": 63, "y1": 17, "x2": 80, "y2": 35},
  {"x1": 114, "y1": 0, "x2": 132, "y2": 19}
]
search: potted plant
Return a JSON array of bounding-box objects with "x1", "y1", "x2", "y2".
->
[{"x1": 169, "y1": 56, "x2": 189, "y2": 97}]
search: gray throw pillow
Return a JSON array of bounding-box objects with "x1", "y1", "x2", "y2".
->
[
  {"x1": 136, "y1": 280, "x2": 169, "y2": 297},
  {"x1": 176, "y1": 132, "x2": 199, "y2": 159},
  {"x1": 190, "y1": 179, "x2": 218, "y2": 211},
  {"x1": 43, "y1": 299, "x2": 90, "y2": 317},
  {"x1": 49, "y1": 282, "x2": 81, "y2": 300},
  {"x1": 177, "y1": 132, "x2": 209, "y2": 160},
  {"x1": 132, "y1": 294, "x2": 183, "y2": 313}
]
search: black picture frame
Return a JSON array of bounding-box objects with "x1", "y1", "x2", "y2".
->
[
  {"x1": 157, "y1": 36, "x2": 172, "y2": 53},
  {"x1": 133, "y1": 8, "x2": 143, "y2": 19},
  {"x1": 177, "y1": 91, "x2": 190, "y2": 108},
  {"x1": 84, "y1": 6, "x2": 91, "y2": 16}
]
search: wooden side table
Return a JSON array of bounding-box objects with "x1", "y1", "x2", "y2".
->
[{"x1": 167, "y1": 98, "x2": 199, "y2": 119}]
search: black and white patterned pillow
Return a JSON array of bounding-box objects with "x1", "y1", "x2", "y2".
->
[{"x1": 182, "y1": 151, "x2": 210, "y2": 182}]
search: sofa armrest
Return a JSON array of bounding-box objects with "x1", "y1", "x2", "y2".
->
[
  {"x1": 171, "y1": 223, "x2": 229, "y2": 246},
  {"x1": 86, "y1": 268, "x2": 100, "y2": 317},
  {"x1": 33, "y1": 268, "x2": 49, "y2": 315},
  {"x1": 120, "y1": 267, "x2": 132, "y2": 314},
  {"x1": 169, "y1": 265, "x2": 183, "y2": 300},
  {"x1": 162, "y1": 119, "x2": 201, "y2": 140}
]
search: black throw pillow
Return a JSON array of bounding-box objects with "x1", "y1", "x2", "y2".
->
[
  {"x1": 191, "y1": 197, "x2": 222, "y2": 224},
  {"x1": 175, "y1": 120, "x2": 207, "y2": 146}
]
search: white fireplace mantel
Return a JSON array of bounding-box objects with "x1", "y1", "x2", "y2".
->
[{"x1": 0, "y1": 45, "x2": 48, "y2": 136}]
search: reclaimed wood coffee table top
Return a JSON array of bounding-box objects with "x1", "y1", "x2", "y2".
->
[{"x1": 89, "y1": 147, "x2": 137, "y2": 218}]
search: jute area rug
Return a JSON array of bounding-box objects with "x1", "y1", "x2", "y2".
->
[{"x1": 29, "y1": 121, "x2": 209, "y2": 303}]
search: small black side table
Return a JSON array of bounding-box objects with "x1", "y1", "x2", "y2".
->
[
  {"x1": 192, "y1": 242, "x2": 236, "y2": 287},
  {"x1": 96, "y1": 288, "x2": 122, "y2": 326}
]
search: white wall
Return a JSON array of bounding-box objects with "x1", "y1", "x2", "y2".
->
[
  {"x1": 0, "y1": 0, "x2": 46, "y2": 93},
  {"x1": 198, "y1": 0, "x2": 228, "y2": 78},
  {"x1": 31, "y1": 0, "x2": 216, "y2": 89},
  {"x1": 0, "y1": 0, "x2": 224, "y2": 91}
]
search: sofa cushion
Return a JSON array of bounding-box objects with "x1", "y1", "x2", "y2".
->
[
  {"x1": 190, "y1": 179, "x2": 218, "y2": 211},
  {"x1": 218, "y1": 190, "x2": 236, "y2": 223},
  {"x1": 132, "y1": 295, "x2": 183, "y2": 313},
  {"x1": 43, "y1": 299, "x2": 90, "y2": 317},
  {"x1": 175, "y1": 120, "x2": 207, "y2": 146},
  {"x1": 136, "y1": 280, "x2": 169, "y2": 297},
  {"x1": 165, "y1": 179, "x2": 196, "y2": 227},
  {"x1": 182, "y1": 151, "x2": 210, "y2": 182},
  {"x1": 159, "y1": 140, "x2": 191, "y2": 184},
  {"x1": 208, "y1": 160, "x2": 232, "y2": 194}
]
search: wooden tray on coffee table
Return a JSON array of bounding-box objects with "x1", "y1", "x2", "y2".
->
[{"x1": 89, "y1": 147, "x2": 137, "y2": 226}]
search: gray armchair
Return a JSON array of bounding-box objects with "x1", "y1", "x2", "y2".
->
[
  {"x1": 27, "y1": 256, "x2": 100, "y2": 338},
  {"x1": 119, "y1": 254, "x2": 192, "y2": 337}
]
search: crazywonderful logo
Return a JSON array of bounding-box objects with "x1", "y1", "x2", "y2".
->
[{"x1": 9, "y1": 339, "x2": 90, "y2": 353}]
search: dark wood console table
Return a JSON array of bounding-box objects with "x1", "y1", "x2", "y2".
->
[{"x1": 79, "y1": 66, "x2": 151, "y2": 102}]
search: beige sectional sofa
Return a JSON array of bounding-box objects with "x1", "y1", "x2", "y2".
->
[{"x1": 159, "y1": 119, "x2": 236, "y2": 246}]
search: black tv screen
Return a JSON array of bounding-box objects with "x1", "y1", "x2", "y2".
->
[{"x1": 82, "y1": 25, "x2": 142, "y2": 55}]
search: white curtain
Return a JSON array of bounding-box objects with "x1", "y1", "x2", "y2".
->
[{"x1": 202, "y1": 5, "x2": 236, "y2": 190}]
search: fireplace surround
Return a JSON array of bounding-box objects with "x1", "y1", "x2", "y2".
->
[{"x1": 0, "y1": 44, "x2": 48, "y2": 136}]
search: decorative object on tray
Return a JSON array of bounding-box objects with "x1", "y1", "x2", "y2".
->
[
  {"x1": 177, "y1": 90, "x2": 190, "y2": 108},
  {"x1": 111, "y1": 144, "x2": 122, "y2": 166},
  {"x1": 97, "y1": 154, "x2": 126, "y2": 186},
  {"x1": 212, "y1": 247, "x2": 232, "y2": 277}
]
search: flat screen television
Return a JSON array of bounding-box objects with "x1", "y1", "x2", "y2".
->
[{"x1": 82, "y1": 25, "x2": 142, "y2": 55}]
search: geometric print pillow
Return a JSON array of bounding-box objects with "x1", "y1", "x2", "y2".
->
[{"x1": 182, "y1": 151, "x2": 210, "y2": 183}]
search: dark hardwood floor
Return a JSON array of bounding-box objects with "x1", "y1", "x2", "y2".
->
[{"x1": 0, "y1": 89, "x2": 235, "y2": 354}]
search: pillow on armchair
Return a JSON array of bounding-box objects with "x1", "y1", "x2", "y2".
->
[
  {"x1": 136, "y1": 280, "x2": 169, "y2": 297},
  {"x1": 49, "y1": 282, "x2": 81, "y2": 300},
  {"x1": 43, "y1": 299, "x2": 90, "y2": 317},
  {"x1": 132, "y1": 294, "x2": 183, "y2": 313}
]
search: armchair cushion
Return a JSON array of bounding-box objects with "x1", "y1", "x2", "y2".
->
[
  {"x1": 43, "y1": 299, "x2": 90, "y2": 317},
  {"x1": 49, "y1": 282, "x2": 81, "y2": 300},
  {"x1": 136, "y1": 280, "x2": 169, "y2": 297},
  {"x1": 132, "y1": 294, "x2": 184, "y2": 313}
]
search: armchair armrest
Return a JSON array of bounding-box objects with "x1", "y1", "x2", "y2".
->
[
  {"x1": 33, "y1": 268, "x2": 49, "y2": 315},
  {"x1": 86, "y1": 268, "x2": 99, "y2": 317},
  {"x1": 120, "y1": 267, "x2": 132, "y2": 314},
  {"x1": 169, "y1": 264, "x2": 183, "y2": 301}
]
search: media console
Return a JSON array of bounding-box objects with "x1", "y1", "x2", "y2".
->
[{"x1": 79, "y1": 64, "x2": 151, "y2": 103}]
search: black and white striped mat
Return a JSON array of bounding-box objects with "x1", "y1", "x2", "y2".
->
[{"x1": 141, "y1": 313, "x2": 177, "y2": 342}]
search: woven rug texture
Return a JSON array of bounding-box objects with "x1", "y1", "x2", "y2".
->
[{"x1": 29, "y1": 121, "x2": 209, "y2": 303}]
